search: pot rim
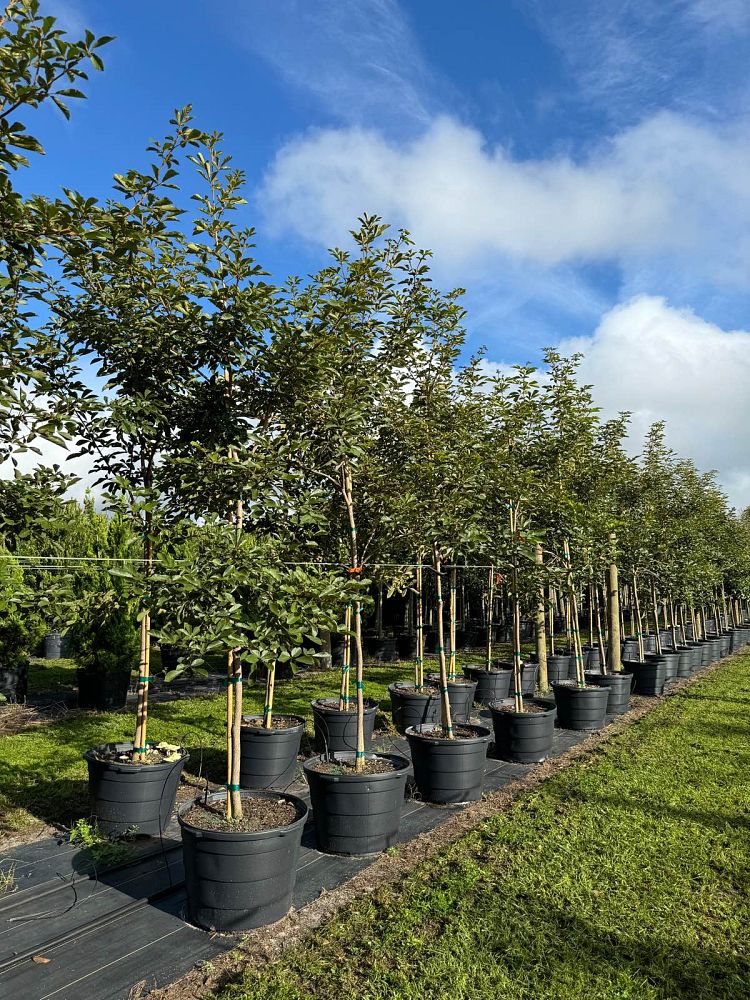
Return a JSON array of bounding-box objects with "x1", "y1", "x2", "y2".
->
[
  {"x1": 302, "y1": 750, "x2": 410, "y2": 780},
  {"x1": 405, "y1": 723, "x2": 491, "y2": 744},
  {"x1": 311, "y1": 697, "x2": 378, "y2": 713},
  {"x1": 389, "y1": 681, "x2": 440, "y2": 696},
  {"x1": 178, "y1": 788, "x2": 308, "y2": 840},
  {"x1": 84, "y1": 741, "x2": 189, "y2": 772},
  {"x1": 487, "y1": 698, "x2": 556, "y2": 718},
  {"x1": 241, "y1": 713, "x2": 306, "y2": 733}
]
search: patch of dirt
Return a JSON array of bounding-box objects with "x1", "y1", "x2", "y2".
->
[
  {"x1": 182, "y1": 797, "x2": 301, "y2": 834},
  {"x1": 313, "y1": 698, "x2": 377, "y2": 713},
  {"x1": 0, "y1": 704, "x2": 40, "y2": 737},
  {"x1": 143, "y1": 655, "x2": 735, "y2": 1000},
  {"x1": 242, "y1": 715, "x2": 303, "y2": 730},
  {"x1": 493, "y1": 701, "x2": 551, "y2": 714},
  {"x1": 309, "y1": 756, "x2": 399, "y2": 775},
  {"x1": 412, "y1": 725, "x2": 487, "y2": 740},
  {"x1": 392, "y1": 686, "x2": 439, "y2": 696},
  {"x1": 552, "y1": 681, "x2": 601, "y2": 691}
]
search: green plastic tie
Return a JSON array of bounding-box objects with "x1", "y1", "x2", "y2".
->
[
  {"x1": 227, "y1": 783, "x2": 241, "y2": 792},
  {"x1": 138, "y1": 675, "x2": 150, "y2": 683},
  {"x1": 341, "y1": 665, "x2": 350, "y2": 673},
  {"x1": 225, "y1": 675, "x2": 242, "y2": 684},
  {"x1": 263, "y1": 704, "x2": 272, "y2": 714},
  {"x1": 356, "y1": 681, "x2": 364, "y2": 690},
  {"x1": 134, "y1": 747, "x2": 147, "y2": 754}
]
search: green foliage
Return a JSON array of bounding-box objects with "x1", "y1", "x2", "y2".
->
[
  {"x1": 69, "y1": 817, "x2": 135, "y2": 867},
  {"x1": 67, "y1": 598, "x2": 139, "y2": 677}
]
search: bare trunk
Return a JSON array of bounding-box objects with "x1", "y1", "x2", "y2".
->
[
  {"x1": 511, "y1": 505, "x2": 524, "y2": 712},
  {"x1": 415, "y1": 557, "x2": 424, "y2": 689},
  {"x1": 132, "y1": 528, "x2": 153, "y2": 763},
  {"x1": 534, "y1": 545, "x2": 549, "y2": 694},
  {"x1": 433, "y1": 543, "x2": 454, "y2": 738},
  {"x1": 606, "y1": 540, "x2": 622, "y2": 673},
  {"x1": 594, "y1": 582, "x2": 606, "y2": 673},
  {"x1": 549, "y1": 584, "x2": 556, "y2": 656},
  {"x1": 449, "y1": 564, "x2": 458, "y2": 681},
  {"x1": 342, "y1": 464, "x2": 366, "y2": 771},
  {"x1": 485, "y1": 565, "x2": 495, "y2": 670},
  {"x1": 632, "y1": 571, "x2": 644, "y2": 661},
  {"x1": 651, "y1": 580, "x2": 662, "y2": 655},
  {"x1": 263, "y1": 661, "x2": 276, "y2": 728},
  {"x1": 338, "y1": 603, "x2": 352, "y2": 710}
]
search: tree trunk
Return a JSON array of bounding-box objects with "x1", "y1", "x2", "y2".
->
[
  {"x1": 606, "y1": 541, "x2": 622, "y2": 673},
  {"x1": 534, "y1": 544, "x2": 549, "y2": 693},
  {"x1": 449, "y1": 564, "x2": 458, "y2": 681},
  {"x1": 433, "y1": 543, "x2": 454, "y2": 738},
  {"x1": 338, "y1": 603, "x2": 352, "y2": 710},
  {"x1": 132, "y1": 528, "x2": 153, "y2": 764},
  {"x1": 415, "y1": 557, "x2": 424, "y2": 689},
  {"x1": 485, "y1": 565, "x2": 494, "y2": 670}
]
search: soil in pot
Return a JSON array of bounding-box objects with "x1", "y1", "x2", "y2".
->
[
  {"x1": 239, "y1": 714, "x2": 305, "y2": 790},
  {"x1": 489, "y1": 699, "x2": 556, "y2": 763},
  {"x1": 552, "y1": 682, "x2": 609, "y2": 731},
  {"x1": 179, "y1": 789, "x2": 307, "y2": 931},
  {"x1": 84, "y1": 741, "x2": 188, "y2": 837},
  {"x1": 303, "y1": 751, "x2": 409, "y2": 855},
  {"x1": 389, "y1": 682, "x2": 440, "y2": 735},
  {"x1": 405, "y1": 723, "x2": 491, "y2": 804},
  {"x1": 312, "y1": 697, "x2": 378, "y2": 754}
]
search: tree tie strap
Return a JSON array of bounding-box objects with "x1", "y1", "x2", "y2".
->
[
  {"x1": 263, "y1": 704, "x2": 273, "y2": 714},
  {"x1": 356, "y1": 681, "x2": 364, "y2": 690},
  {"x1": 341, "y1": 665, "x2": 350, "y2": 673},
  {"x1": 227, "y1": 675, "x2": 242, "y2": 684},
  {"x1": 227, "y1": 784, "x2": 241, "y2": 792},
  {"x1": 137, "y1": 676, "x2": 150, "y2": 683},
  {"x1": 134, "y1": 747, "x2": 147, "y2": 754}
]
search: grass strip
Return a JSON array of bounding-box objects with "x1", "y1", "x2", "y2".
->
[{"x1": 213, "y1": 654, "x2": 750, "y2": 1000}]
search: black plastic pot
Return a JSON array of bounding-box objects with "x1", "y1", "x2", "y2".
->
[
  {"x1": 719, "y1": 633, "x2": 731, "y2": 657},
  {"x1": 490, "y1": 660, "x2": 538, "y2": 696},
  {"x1": 406, "y1": 724, "x2": 491, "y2": 803},
  {"x1": 425, "y1": 674, "x2": 477, "y2": 723},
  {"x1": 396, "y1": 632, "x2": 417, "y2": 660},
  {"x1": 303, "y1": 751, "x2": 409, "y2": 854},
  {"x1": 623, "y1": 658, "x2": 666, "y2": 696},
  {"x1": 312, "y1": 697, "x2": 377, "y2": 754},
  {"x1": 43, "y1": 632, "x2": 63, "y2": 660},
  {"x1": 584, "y1": 671, "x2": 632, "y2": 715},
  {"x1": 389, "y1": 682, "x2": 440, "y2": 735},
  {"x1": 552, "y1": 684, "x2": 609, "y2": 730},
  {"x1": 0, "y1": 660, "x2": 28, "y2": 703},
  {"x1": 239, "y1": 715, "x2": 305, "y2": 790},
  {"x1": 179, "y1": 789, "x2": 307, "y2": 931},
  {"x1": 675, "y1": 646, "x2": 693, "y2": 678},
  {"x1": 489, "y1": 701, "x2": 556, "y2": 763},
  {"x1": 546, "y1": 654, "x2": 572, "y2": 684},
  {"x1": 84, "y1": 741, "x2": 188, "y2": 836},
  {"x1": 584, "y1": 646, "x2": 601, "y2": 671},
  {"x1": 462, "y1": 664, "x2": 511, "y2": 704},
  {"x1": 365, "y1": 635, "x2": 399, "y2": 662},
  {"x1": 77, "y1": 668, "x2": 130, "y2": 711},
  {"x1": 687, "y1": 642, "x2": 703, "y2": 672},
  {"x1": 646, "y1": 651, "x2": 680, "y2": 680}
]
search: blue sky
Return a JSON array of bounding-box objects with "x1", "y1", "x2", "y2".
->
[{"x1": 14, "y1": 0, "x2": 750, "y2": 505}]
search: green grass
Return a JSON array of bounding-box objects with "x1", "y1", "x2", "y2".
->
[
  {"x1": 0, "y1": 662, "x2": 409, "y2": 840},
  {"x1": 26, "y1": 657, "x2": 79, "y2": 696},
  {"x1": 215, "y1": 654, "x2": 750, "y2": 1000}
]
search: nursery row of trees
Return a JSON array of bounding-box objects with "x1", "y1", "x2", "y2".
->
[{"x1": 3, "y1": 4, "x2": 750, "y2": 784}]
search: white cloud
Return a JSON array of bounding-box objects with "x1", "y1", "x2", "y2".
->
[
  {"x1": 0, "y1": 438, "x2": 96, "y2": 501},
  {"x1": 260, "y1": 112, "x2": 750, "y2": 284},
  {"x1": 555, "y1": 295, "x2": 750, "y2": 510}
]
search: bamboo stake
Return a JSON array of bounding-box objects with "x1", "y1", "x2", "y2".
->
[
  {"x1": 534, "y1": 544, "x2": 549, "y2": 694},
  {"x1": 510, "y1": 504, "x2": 524, "y2": 712},
  {"x1": 415, "y1": 557, "x2": 424, "y2": 689},
  {"x1": 485, "y1": 565, "x2": 495, "y2": 670},
  {"x1": 263, "y1": 659, "x2": 276, "y2": 728},
  {"x1": 563, "y1": 539, "x2": 585, "y2": 686},
  {"x1": 338, "y1": 603, "x2": 352, "y2": 710},
  {"x1": 632, "y1": 570, "x2": 644, "y2": 661},
  {"x1": 449, "y1": 564, "x2": 458, "y2": 682},
  {"x1": 549, "y1": 584, "x2": 556, "y2": 656},
  {"x1": 594, "y1": 582, "x2": 606, "y2": 673},
  {"x1": 341, "y1": 464, "x2": 366, "y2": 772},
  {"x1": 651, "y1": 580, "x2": 662, "y2": 655},
  {"x1": 433, "y1": 543, "x2": 454, "y2": 738},
  {"x1": 606, "y1": 537, "x2": 622, "y2": 673}
]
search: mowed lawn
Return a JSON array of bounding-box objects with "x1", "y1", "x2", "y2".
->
[{"x1": 216, "y1": 654, "x2": 750, "y2": 1000}]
